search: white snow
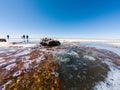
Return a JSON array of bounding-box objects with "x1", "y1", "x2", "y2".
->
[
  {"x1": 5, "y1": 63, "x2": 16, "y2": 70},
  {"x1": 0, "y1": 49, "x2": 15, "y2": 53},
  {"x1": 23, "y1": 62, "x2": 30, "y2": 69},
  {"x1": 80, "y1": 42, "x2": 120, "y2": 55},
  {"x1": 8, "y1": 59, "x2": 16, "y2": 63},
  {"x1": 0, "y1": 41, "x2": 37, "y2": 48},
  {"x1": 22, "y1": 56, "x2": 30, "y2": 60},
  {"x1": 12, "y1": 43, "x2": 37, "y2": 48},
  {"x1": 0, "y1": 62, "x2": 7, "y2": 67},
  {"x1": 0, "y1": 42, "x2": 9, "y2": 47},
  {"x1": 109, "y1": 43, "x2": 120, "y2": 47},
  {"x1": 84, "y1": 55, "x2": 96, "y2": 61},
  {"x1": 13, "y1": 70, "x2": 22, "y2": 77},
  {"x1": 0, "y1": 60, "x2": 5, "y2": 63},
  {"x1": 22, "y1": 54, "x2": 45, "y2": 69},
  {"x1": 23, "y1": 60, "x2": 34, "y2": 69},
  {"x1": 58, "y1": 38, "x2": 108, "y2": 42},
  {"x1": 80, "y1": 42, "x2": 120, "y2": 90},
  {"x1": 40, "y1": 48, "x2": 47, "y2": 52},
  {"x1": 94, "y1": 60, "x2": 120, "y2": 90},
  {"x1": 0, "y1": 59, "x2": 16, "y2": 68},
  {"x1": 51, "y1": 72, "x2": 59, "y2": 77},
  {"x1": 14, "y1": 50, "x2": 30, "y2": 56},
  {"x1": 67, "y1": 51, "x2": 79, "y2": 58},
  {"x1": 0, "y1": 80, "x2": 12, "y2": 90},
  {"x1": 36, "y1": 54, "x2": 45, "y2": 64}
]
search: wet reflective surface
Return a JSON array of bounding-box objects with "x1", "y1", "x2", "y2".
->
[{"x1": 56, "y1": 46, "x2": 110, "y2": 90}]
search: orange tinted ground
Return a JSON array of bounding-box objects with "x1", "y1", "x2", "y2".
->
[{"x1": 0, "y1": 46, "x2": 60, "y2": 90}]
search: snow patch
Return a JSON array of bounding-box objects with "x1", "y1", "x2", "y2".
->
[
  {"x1": 5, "y1": 63, "x2": 16, "y2": 70},
  {"x1": 10, "y1": 42, "x2": 37, "y2": 48},
  {"x1": 109, "y1": 43, "x2": 120, "y2": 47},
  {"x1": 51, "y1": 72, "x2": 59, "y2": 77},
  {"x1": 0, "y1": 59, "x2": 5, "y2": 63},
  {"x1": 80, "y1": 42, "x2": 120, "y2": 55},
  {"x1": 36, "y1": 54, "x2": 45, "y2": 64},
  {"x1": 14, "y1": 50, "x2": 30, "y2": 56},
  {"x1": 0, "y1": 62, "x2": 7, "y2": 67},
  {"x1": 40, "y1": 48, "x2": 47, "y2": 52},
  {"x1": 13, "y1": 70, "x2": 22, "y2": 77},
  {"x1": 84, "y1": 55, "x2": 96, "y2": 61},
  {"x1": 0, "y1": 80, "x2": 12, "y2": 90},
  {"x1": 23, "y1": 60, "x2": 36, "y2": 69},
  {"x1": 94, "y1": 60, "x2": 120, "y2": 90},
  {"x1": 8, "y1": 59, "x2": 16, "y2": 63},
  {"x1": 23, "y1": 62, "x2": 31, "y2": 70},
  {"x1": 0, "y1": 41, "x2": 37, "y2": 48},
  {"x1": 67, "y1": 51, "x2": 79, "y2": 58}
]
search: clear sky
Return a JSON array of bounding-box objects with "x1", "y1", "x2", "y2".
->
[{"x1": 0, "y1": 0, "x2": 120, "y2": 39}]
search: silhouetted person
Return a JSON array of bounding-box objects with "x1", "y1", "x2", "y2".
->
[
  {"x1": 22, "y1": 35, "x2": 25, "y2": 42},
  {"x1": 26, "y1": 35, "x2": 29, "y2": 42},
  {"x1": 7, "y1": 35, "x2": 9, "y2": 39}
]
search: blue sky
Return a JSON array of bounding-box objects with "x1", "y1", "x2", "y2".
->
[{"x1": 0, "y1": 0, "x2": 120, "y2": 39}]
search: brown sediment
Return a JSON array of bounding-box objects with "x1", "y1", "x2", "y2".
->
[
  {"x1": 0, "y1": 46, "x2": 60, "y2": 90},
  {"x1": 5, "y1": 53, "x2": 60, "y2": 90}
]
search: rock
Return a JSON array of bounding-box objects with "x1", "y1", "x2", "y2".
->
[
  {"x1": 11, "y1": 42, "x2": 22, "y2": 45},
  {"x1": 0, "y1": 38, "x2": 7, "y2": 42},
  {"x1": 40, "y1": 38, "x2": 61, "y2": 46}
]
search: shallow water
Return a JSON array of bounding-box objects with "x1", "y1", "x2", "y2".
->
[{"x1": 56, "y1": 46, "x2": 110, "y2": 90}]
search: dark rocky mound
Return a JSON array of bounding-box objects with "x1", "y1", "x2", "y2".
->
[
  {"x1": 0, "y1": 38, "x2": 7, "y2": 42},
  {"x1": 40, "y1": 38, "x2": 61, "y2": 46}
]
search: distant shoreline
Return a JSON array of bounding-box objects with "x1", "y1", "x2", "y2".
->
[{"x1": 2, "y1": 38, "x2": 120, "y2": 41}]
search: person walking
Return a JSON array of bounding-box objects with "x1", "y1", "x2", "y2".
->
[
  {"x1": 26, "y1": 35, "x2": 29, "y2": 42},
  {"x1": 6, "y1": 35, "x2": 10, "y2": 42},
  {"x1": 7, "y1": 35, "x2": 9, "y2": 39},
  {"x1": 22, "y1": 35, "x2": 25, "y2": 42}
]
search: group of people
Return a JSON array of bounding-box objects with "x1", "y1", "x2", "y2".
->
[
  {"x1": 22, "y1": 35, "x2": 29, "y2": 42},
  {"x1": 6, "y1": 35, "x2": 29, "y2": 42}
]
